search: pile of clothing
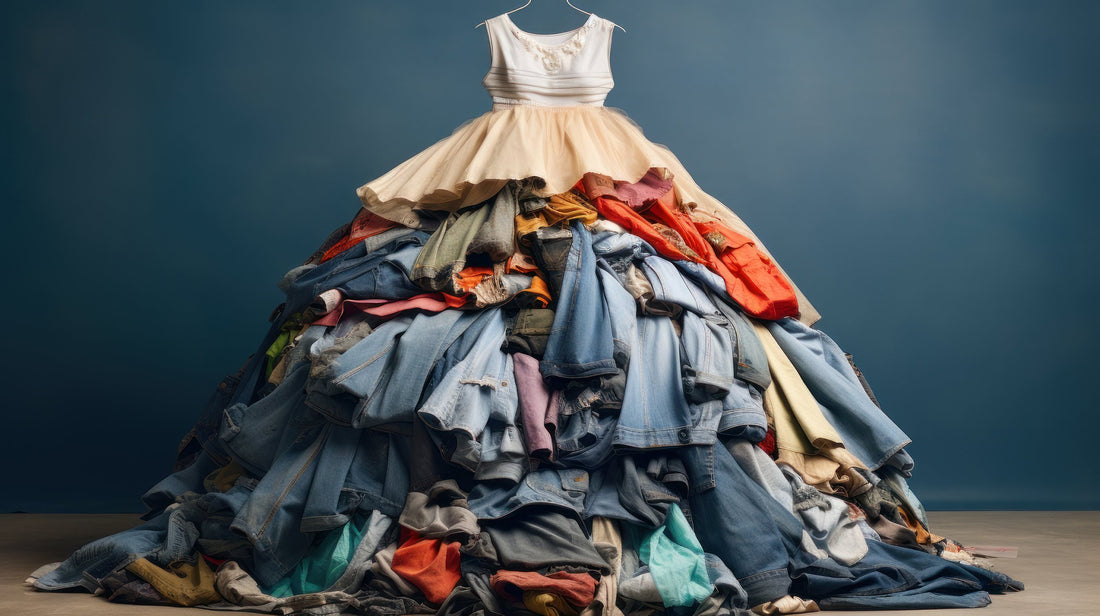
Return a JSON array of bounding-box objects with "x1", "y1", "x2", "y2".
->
[{"x1": 30, "y1": 169, "x2": 1022, "y2": 615}]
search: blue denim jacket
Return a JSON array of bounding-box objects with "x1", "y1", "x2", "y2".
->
[{"x1": 418, "y1": 308, "x2": 525, "y2": 484}]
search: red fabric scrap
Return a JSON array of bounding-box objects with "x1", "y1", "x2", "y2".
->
[{"x1": 490, "y1": 570, "x2": 598, "y2": 608}]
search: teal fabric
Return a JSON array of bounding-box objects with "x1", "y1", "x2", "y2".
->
[
  {"x1": 262, "y1": 513, "x2": 366, "y2": 598},
  {"x1": 630, "y1": 504, "x2": 712, "y2": 607}
]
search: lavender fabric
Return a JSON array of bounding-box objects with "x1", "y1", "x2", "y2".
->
[{"x1": 513, "y1": 352, "x2": 558, "y2": 460}]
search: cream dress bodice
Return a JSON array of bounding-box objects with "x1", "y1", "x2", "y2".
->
[{"x1": 481, "y1": 12, "x2": 616, "y2": 107}]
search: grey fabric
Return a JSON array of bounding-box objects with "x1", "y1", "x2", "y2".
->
[
  {"x1": 482, "y1": 509, "x2": 611, "y2": 575},
  {"x1": 398, "y1": 480, "x2": 481, "y2": 541}
]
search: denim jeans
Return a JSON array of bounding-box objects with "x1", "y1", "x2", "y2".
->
[
  {"x1": 716, "y1": 378, "x2": 766, "y2": 442},
  {"x1": 34, "y1": 486, "x2": 255, "y2": 591},
  {"x1": 681, "y1": 440, "x2": 807, "y2": 606},
  {"x1": 797, "y1": 539, "x2": 1022, "y2": 609},
  {"x1": 542, "y1": 265, "x2": 638, "y2": 468},
  {"x1": 613, "y1": 315, "x2": 720, "y2": 450},
  {"x1": 641, "y1": 256, "x2": 714, "y2": 317},
  {"x1": 767, "y1": 318, "x2": 911, "y2": 471},
  {"x1": 538, "y1": 220, "x2": 618, "y2": 380},
  {"x1": 282, "y1": 227, "x2": 429, "y2": 316},
  {"x1": 417, "y1": 308, "x2": 525, "y2": 484},
  {"x1": 680, "y1": 310, "x2": 736, "y2": 402},
  {"x1": 584, "y1": 454, "x2": 685, "y2": 527},
  {"x1": 468, "y1": 467, "x2": 589, "y2": 521},
  {"x1": 299, "y1": 425, "x2": 409, "y2": 532},
  {"x1": 309, "y1": 309, "x2": 487, "y2": 431},
  {"x1": 591, "y1": 229, "x2": 655, "y2": 278},
  {"x1": 220, "y1": 360, "x2": 316, "y2": 478},
  {"x1": 228, "y1": 403, "x2": 329, "y2": 586},
  {"x1": 555, "y1": 372, "x2": 626, "y2": 470}
]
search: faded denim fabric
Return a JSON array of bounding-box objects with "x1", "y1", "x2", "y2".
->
[
  {"x1": 584, "y1": 454, "x2": 686, "y2": 527},
  {"x1": 672, "y1": 259, "x2": 772, "y2": 390},
  {"x1": 715, "y1": 377, "x2": 767, "y2": 442},
  {"x1": 35, "y1": 487, "x2": 255, "y2": 591},
  {"x1": 538, "y1": 221, "x2": 619, "y2": 380},
  {"x1": 418, "y1": 309, "x2": 525, "y2": 484},
  {"x1": 798, "y1": 539, "x2": 1023, "y2": 610},
  {"x1": 682, "y1": 440, "x2": 807, "y2": 606},
  {"x1": 299, "y1": 425, "x2": 409, "y2": 531},
  {"x1": 552, "y1": 265, "x2": 637, "y2": 469},
  {"x1": 283, "y1": 227, "x2": 429, "y2": 315},
  {"x1": 767, "y1": 318, "x2": 911, "y2": 471},
  {"x1": 591, "y1": 229, "x2": 656, "y2": 304},
  {"x1": 680, "y1": 310, "x2": 736, "y2": 402},
  {"x1": 308, "y1": 310, "x2": 489, "y2": 432},
  {"x1": 613, "y1": 314, "x2": 721, "y2": 450},
  {"x1": 468, "y1": 467, "x2": 589, "y2": 521},
  {"x1": 641, "y1": 256, "x2": 714, "y2": 317}
]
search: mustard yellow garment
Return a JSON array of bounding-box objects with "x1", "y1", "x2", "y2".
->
[{"x1": 125, "y1": 557, "x2": 221, "y2": 607}]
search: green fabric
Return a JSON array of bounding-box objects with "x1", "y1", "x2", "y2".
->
[
  {"x1": 263, "y1": 329, "x2": 295, "y2": 379},
  {"x1": 630, "y1": 504, "x2": 712, "y2": 607},
  {"x1": 262, "y1": 513, "x2": 367, "y2": 598}
]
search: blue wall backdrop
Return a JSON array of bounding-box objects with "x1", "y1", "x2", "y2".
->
[{"x1": 2, "y1": 1, "x2": 1097, "y2": 512}]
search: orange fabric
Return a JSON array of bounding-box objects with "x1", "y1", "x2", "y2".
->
[
  {"x1": 897, "y1": 507, "x2": 946, "y2": 546},
  {"x1": 391, "y1": 529, "x2": 461, "y2": 605},
  {"x1": 520, "y1": 274, "x2": 552, "y2": 308},
  {"x1": 579, "y1": 180, "x2": 700, "y2": 263},
  {"x1": 454, "y1": 262, "x2": 551, "y2": 308},
  {"x1": 577, "y1": 171, "x2": 798, "y2": 321},
  {"x1": 693, "y1": 221, "x2": 799, "y2": 320},
  {"x1": 642, "y1": 190, "x2": 714, "y2": 263},
  {"x1": 646, "y1": 193, "x2": 799, "y2": 320},
  {"x1": 454, "y1": 266, "x2": 496, "y2": 293}
]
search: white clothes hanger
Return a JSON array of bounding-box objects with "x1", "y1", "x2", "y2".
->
[{"x1": 475, "y1": 1, "x2": 625, "y2": 32}]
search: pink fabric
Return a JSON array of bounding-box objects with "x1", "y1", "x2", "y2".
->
[
  {"x1": 512, "y1": 353, "x2": 558, "y2": 461},
  {"x1": 313, "y1": 293, "x2": 467, "y2": 326},
  {"x1": 582, "y1": 168, "x2": 674, "y2": 210}
]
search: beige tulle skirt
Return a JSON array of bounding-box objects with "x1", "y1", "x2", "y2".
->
[{"x1": 356, "y1": 104, "x2": 820, "y2": 324}]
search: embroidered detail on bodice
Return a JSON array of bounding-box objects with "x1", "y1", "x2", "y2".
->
[
  {"x1": 504, "y1": 13, "x2": 599, "y2": 74},
  {"x1": 483, "y1": 13, "x2": 616, "y2": 108}
]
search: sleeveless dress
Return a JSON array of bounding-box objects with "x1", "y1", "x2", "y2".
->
[{"x1": 29, "y1": 12, "x2": 1021, "y2": 615}]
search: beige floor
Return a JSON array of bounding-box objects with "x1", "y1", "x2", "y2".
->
[{"x1": 0, "y1": 511, "x2": 1094, "y2": 616}]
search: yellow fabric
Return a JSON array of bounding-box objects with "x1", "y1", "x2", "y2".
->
[
  {"x1": 516, "y1": 190, "x2": 599, "y2": 244},
  {"x1": 355, "y1": 104, "x2": 819, "y2": 325},
  {"x1": 754, "y1": 323, "x2": 869, "y2": 496},
  {"x1": 524, "y1": 591, "x2": 581, "y2": 616},
  {"x1": 125, "y1": 557, "x2": 221, "y2": 607}
]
